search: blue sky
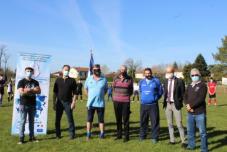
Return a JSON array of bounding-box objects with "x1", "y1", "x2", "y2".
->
[{"x1": 0, "y1": 0, "x2": 226, "y2": 72}]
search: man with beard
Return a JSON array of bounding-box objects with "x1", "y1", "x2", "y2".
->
[
  {"x1": 139, "y1": 68, "x2": 163, "y2": 144},
  {"x1": 85, "y1": 64, "x2": 108, "y2": 140},
  {"x1": 112, "y1": 65, "x2": 133, "y2": 142}
]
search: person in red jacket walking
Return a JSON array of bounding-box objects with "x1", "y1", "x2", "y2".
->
[{"x1": 207, "y1": 78, "x2": 217, "y2": 106}]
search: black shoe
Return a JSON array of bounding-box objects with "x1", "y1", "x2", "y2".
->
[
  {"x1": 123, "y1": 138, "x2": 129, "y2": 143},
  {"x1": 70, "y1": 136, "x2": 75, "y2": 140},
  {"x1": 56, "y1": 135, "x2": 61, "y2": 139},
  {"x1": 181, "y1": 143, "x2": 187, "y2": 148},
  {"x1": 17, "y1": 138, "x2": 24, "y2": 145},
  {"x1": 29, "y1": 137, "x2": 39, "y2": 142},
  {"x1": 169, "y1": 142, "x2": 176, "y2": 145}
]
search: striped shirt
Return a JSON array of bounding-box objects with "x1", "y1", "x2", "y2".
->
[{"x1": 112, "y1": 75, "x2": 133, "y2": 102}]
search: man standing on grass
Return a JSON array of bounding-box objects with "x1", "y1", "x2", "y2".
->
[
  {"x1": 184, "y1": 68, "x2": 208, "y2": 152},
  {"x1": 208, "y1": 77, "x2": 217, "y2": 106},
  {"x1": 112, "y1": 65, "x2": 133, "y2": 142},
  {"x1": 163, "y1": 66, "x2": 186, "y2": 147},
  {"x1": 76, "y1": 79, "x2": 83, "y2": 102},
  {"x1": 139, "y1": 68, "x2": 163, "y2": 144},
  {"x1": 53, "y1": 65, "x2": 77, "y2": 140},
  {"x1": 17, "y1": 67, "x2": 41, "y2": 144},
  {"x1": 85, "y1": 64, "x2": 108, "y2": 141}
]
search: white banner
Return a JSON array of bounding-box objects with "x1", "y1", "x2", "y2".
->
[
  {"x1": 11, "y1": 53, "x2": 51, "y2": 135},
  {"x1": 222, "y1": 77, "x2": 227, "y2": 85}
]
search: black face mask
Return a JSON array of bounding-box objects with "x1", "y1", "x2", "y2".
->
[
  {"x1": 120, "y1": 71, "x2": 127, "y2": 77},
  {"x1": 145, "y1": 76, "x2": 152, "y2": 79},
  {"x1": 93, "y1": 69, "x2": 101, "y2": 76}
]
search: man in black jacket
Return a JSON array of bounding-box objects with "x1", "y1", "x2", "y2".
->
[
  {"x1": 163, "y1": 66, "x2": 186, "y2": 146},
  {"x1": 184, "y1": 68, "x2": 208, "y2": 152}
]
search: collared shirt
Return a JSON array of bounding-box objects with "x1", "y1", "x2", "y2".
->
[
  {"x1": 85, "y1": 75, "x2": 108, "y2": 108},
  {"x1": 167, "y1": 78, "x2": 175, "y2": 102},
  {"x1": 53, "y1": 77, "x2": 77, "y2": 102}
]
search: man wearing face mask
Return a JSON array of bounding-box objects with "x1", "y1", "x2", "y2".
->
[
  {"x1": 84, "y1": 64, "x2": 108, "y2": 140},
  {"x1": 163, "y1": 66, "x2": 186, "y2": 147},
  {"x1": 17, "y1": 67, "x2": 41, "y2": 144},
  {"x1": 53, "y1": 65, "x2": 77, "y2": 139},
  {"x1": 184, "y1": 68, "x2": 208, "y2": 152},
  {"x1": 139, "y1": 68, "x2": 163, "y2": 144},
  {"x1": 0, "y1": 73, "x2": 7, "y2": 106},
  {"x1": 112, "y1": 65, "x2": 133, "y2": 142}
]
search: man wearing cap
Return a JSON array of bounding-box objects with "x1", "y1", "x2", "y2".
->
[
  {"x1": 85, "y1": 64, "x2": 108, "y2": 140},
  {"x1": 163, "y1": 66, "x2": 186, "y2": 147},
  {"x1": 184, "y1": 68, "x2": 208, "y2": 152},
  {"x1": 17, "y1": 67, "x2": 41, "y2": 144},
  {"x1": 53, "y1": 65, "x2": 77, "y2": 139}
]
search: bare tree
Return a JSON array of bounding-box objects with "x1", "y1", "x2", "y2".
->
[
  {"x1": 124, "y1": 58, "x2": 142, "y2": 78},
  {"x1": 3, "y1": 52, "x2": 10, "y2": 72},
  {"x1": 0, "y1": 45, "x2": 7, "y2": 69}
]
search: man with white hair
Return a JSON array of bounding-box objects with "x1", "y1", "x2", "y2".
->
[{"x1": 184, "y1": 68, "x2": 208, "y2": 152}]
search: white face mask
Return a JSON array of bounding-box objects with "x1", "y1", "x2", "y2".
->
[
  {"x1": 165, "y1": 73, "x2": 174, "y2": 79},
  {"x1": 0, "y1": 76, "x2": 3, "y2": 80}
]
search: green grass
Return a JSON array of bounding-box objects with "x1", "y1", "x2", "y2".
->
[{"x1": 0, "y1": 83, "x2": 227, "y2": 152}]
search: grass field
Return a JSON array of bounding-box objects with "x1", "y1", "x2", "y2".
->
[{"x1": 0, "y1": 81, "x2": 227, "y2": 152}]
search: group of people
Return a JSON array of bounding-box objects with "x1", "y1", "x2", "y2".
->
[
  {"x1": 15, "y1": 63, "x2": 217, "y2": 152},
  {"x1": 0, "y1": 73, "x2": 14, "y2": 106}
]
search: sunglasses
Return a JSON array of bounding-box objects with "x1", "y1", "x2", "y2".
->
[{"x1": 191, "y1": 74, "x2": 199, "y2": 77}]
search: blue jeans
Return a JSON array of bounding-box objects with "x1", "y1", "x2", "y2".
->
[
  {"x1": 19, "y1": 104, "x2": 36, "y2": 139},
  {"x1": 187, "y1": 113, "x2": 208, "y2": 152}
]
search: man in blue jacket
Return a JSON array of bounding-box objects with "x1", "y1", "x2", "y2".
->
[{"x1": 139, "y1": 68, "x2": 163, "y2": 144}]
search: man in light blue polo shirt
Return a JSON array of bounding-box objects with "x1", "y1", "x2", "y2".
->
[{"x1": 85, "y1": 64, "x2": 108, "y2": 141}]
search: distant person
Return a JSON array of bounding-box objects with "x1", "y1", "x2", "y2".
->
[
  {"x1": 132, "y1": 83, "x2": 139, "y2": 102},
  {"x1": 112, "y1": 65, "x2": 133, "y2": 142},
  {"x1": 207, "y1": 78, "x2": 217, "y2": 106},
  {"x1": 53, "y1": 65, "x2": 77, "y2": 140},
  {"x1": 7, "y1": 79, "x2": 14, "y2": 102},
  {"x1": 107, "y1": 84, "x2": 113, "y2": 101},
  {"x1": 184, "y1": 68, "x2": 208, "y2": 152},
  {"x1": 85, "y1": 64, "x2": 108, "y2": 140},
  {"x1": 77, "y1": 80, "x2": 83, "y2": 102},
  {"x1": 163, "y1": 66, "x2": 186, "y2": 147},
  {"x1": 0, "y1": 73, "x2": 7, "y2": 106},
  {"x1": 139, "y1": 68, "x2": 163, "y2": 144},
  {"x1": 17, "y1": 67, "x2": 41, "y2": 144}
]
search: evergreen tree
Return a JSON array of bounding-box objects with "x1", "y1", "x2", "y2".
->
[
  {"x1": 183, "y1": 63, "x2": 192, "y2": 84},
  {"x1": 193, "y1": 54, "x2": 210, "y2": 79}
]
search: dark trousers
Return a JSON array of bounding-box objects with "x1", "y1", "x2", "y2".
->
[
  {"x1": 55, "y1": 100, "x2": 75, "y2": 137},
  {"x1": 140, "y1": 103, "x2": 160, "y2": 140},
  {"x1": 113, "y1": 102, "x2": 130, "y2": 139}
]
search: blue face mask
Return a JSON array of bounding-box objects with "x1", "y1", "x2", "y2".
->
[
  {"x1": 191, "y1": 76, "x2": 200, "y2": 82},
  {"x1": 26, "y1": 71, "x2": 32, "y2": 78},
  {"x1": 63, "y1": 71, "x2": 69, "y2": 77}
]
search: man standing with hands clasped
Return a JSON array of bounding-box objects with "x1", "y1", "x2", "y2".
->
[
  {"x1": 17, "y1": 66, "x2": 41, "y2": 144},
  {"x1": 53, "y1": 65, "x2": 77, "y2": 140},
  {"x1": 184, "y1": 68, "x2": 208, "y2": 152}
]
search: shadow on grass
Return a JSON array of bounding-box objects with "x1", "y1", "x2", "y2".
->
[
  {"x1": 207, "y1": 127, "x2": 227, "y2": 152},
  {"x1": 217, "y1": 104, "x2": 227, "y2": 107}
]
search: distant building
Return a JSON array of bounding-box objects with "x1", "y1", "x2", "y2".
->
[{"x1": 51, "y1": 67, "x2": 89, "y2": 80}]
